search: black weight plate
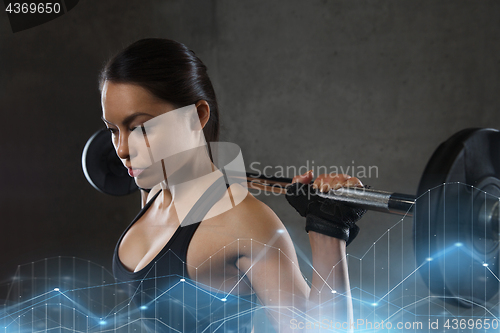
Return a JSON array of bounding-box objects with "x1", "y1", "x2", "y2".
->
[
  {"x1": 415, "y1": 128, "x2": 500, "y2": 307},
  {"x1": 82, "y1": 129, "x2": 138, "y2": 196}
]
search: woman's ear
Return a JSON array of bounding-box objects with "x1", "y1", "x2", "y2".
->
[{"x1": 195, "y1": 100, "x2": 210, "y2": 129}]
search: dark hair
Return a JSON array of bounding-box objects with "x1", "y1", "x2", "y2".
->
[{"x1": 99, "y1": 38, "x2": 219, "y2": 142}]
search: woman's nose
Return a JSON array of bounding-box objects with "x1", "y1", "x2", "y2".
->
[{"x1": 115, "y1": 132, "x2": 130, "y2": 160}]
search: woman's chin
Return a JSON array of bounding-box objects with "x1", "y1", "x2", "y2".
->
[
  {"x1": 135, "y1": 177, "x2": 164, "y2": 190},
  {"x1": 134, "y1": 169, "x2": 165, "y2": 189}
]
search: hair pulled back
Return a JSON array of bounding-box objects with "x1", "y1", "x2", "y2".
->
[{"x1": 100, "y1": 38, "x2": 219, "y2": 142}]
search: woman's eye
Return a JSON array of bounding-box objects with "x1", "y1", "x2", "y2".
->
[
  {"x1": 107, "y1": 127, "x2": 117, "y2": 134},
  {"x1": 129, "y1": 127, "x2": 138, "y2": 132}
]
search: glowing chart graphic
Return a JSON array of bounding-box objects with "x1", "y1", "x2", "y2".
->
[{"x1": 1, "y1": 183, "x2": 499, "y2": 332}]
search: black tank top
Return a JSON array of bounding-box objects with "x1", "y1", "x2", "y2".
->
[{"x1": 113, "y1": 178, "x2": 256, "y2": 332}]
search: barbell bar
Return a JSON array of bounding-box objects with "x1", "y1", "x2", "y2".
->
[
  {"x1": 82, "y1": 127, "x2": 500, "y2": 308},
  {"x1": 244, "y1": 172, "x2": 417, "y2": 216},
  {"x1": 243, "y1": 128, "x2": 500, "y2": 308}
]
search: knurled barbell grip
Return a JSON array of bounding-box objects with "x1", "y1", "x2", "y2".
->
[
  {"x1": 315, "y1": 187, "x2": 415, "y2": 216},
  {"x1": 243, "y1": 172, "x2": 416, "y2": 216}
]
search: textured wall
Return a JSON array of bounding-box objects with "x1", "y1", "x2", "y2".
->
[{"x1": 1, "y1": 0, "x2": 499, "y2": 295}]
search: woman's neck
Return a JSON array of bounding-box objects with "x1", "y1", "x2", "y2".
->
[{"x1": 153, "y1": 144, "x2": 222, "y2": 222}]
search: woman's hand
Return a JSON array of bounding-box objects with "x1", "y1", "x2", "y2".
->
[
  {"x1": 292, "y1": 170, "x2": 363, "y2": 190},
  {"x1": 288, "y1": 171, "x2": 363, "y2": 330},
  {"x1": 286, "y1": 170, "x2": 366, "y2": 246}
]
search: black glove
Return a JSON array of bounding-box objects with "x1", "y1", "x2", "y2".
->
[{"x1": 285, "y1": 182, "x2": 366, "y2": 246}]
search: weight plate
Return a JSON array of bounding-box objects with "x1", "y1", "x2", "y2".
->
[
  {"x1": 82, "y1": 129, "x2": 138, "y2": 196},
  {"x1": 415, "y1": 128, "x2": 500, "y2": 307}
]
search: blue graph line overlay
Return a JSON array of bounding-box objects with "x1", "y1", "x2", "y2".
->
[{"x1": 1, "y1": 183, "x2": 499, "y2": 332}]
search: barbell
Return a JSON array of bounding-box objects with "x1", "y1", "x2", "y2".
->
[{"x1": 82, "y1": 127, "x2": 500, "y2": 308}]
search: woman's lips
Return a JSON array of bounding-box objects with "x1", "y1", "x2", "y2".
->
[{"x1": 128, "y1": 167, "x2": 145, "y2": 177}]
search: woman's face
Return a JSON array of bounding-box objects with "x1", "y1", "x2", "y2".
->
[{"x1": 101, "y1": 81, "x2": 206, "y2": 188}]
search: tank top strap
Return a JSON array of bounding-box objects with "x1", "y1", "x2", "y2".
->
[
  {"x1": 180, "y1": 175, "x2": 230, "y2": 227},
  {"x1": 168, "y1": 176, "x2": 230, "y2": 265}
]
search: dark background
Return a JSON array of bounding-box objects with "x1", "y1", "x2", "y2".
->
[{"x1": 0, "y1": 0, "x2": 499, "y2": 301}]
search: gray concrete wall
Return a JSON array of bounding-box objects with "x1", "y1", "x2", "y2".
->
[{"x1": 0, "y1": 0, "x2": 499, "y2": 306}]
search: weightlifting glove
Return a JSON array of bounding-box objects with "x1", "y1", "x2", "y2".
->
[{"x1": 286, "y1": 182, "x2": 366, "y2": 246}]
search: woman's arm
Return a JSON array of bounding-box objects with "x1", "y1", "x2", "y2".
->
[
  {"x1": 308, "y1": 232, "x2": 352, "y2": 329},
  {"x1": 295, "y1": 171, "x2": 362, "y2": 327},
  {"x1": 234, "y1": 172, "x2": 362, "y2": 332}
]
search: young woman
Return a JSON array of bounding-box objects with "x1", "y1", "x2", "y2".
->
[{"x1": 100, "y1": 38, "x2": 364, "y2": 332}]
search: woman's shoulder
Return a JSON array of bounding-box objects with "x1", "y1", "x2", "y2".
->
[
  {"x1": 215, "y1": 184, "x2": 287, "y2": 240},
  {"x1": 191, "y1": 183, "x2": 298, "y2": 270}
]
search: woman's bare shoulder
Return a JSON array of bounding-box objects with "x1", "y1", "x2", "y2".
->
[{"x1": 217, "y1": 185, "x2": 290, "y2": 242}]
